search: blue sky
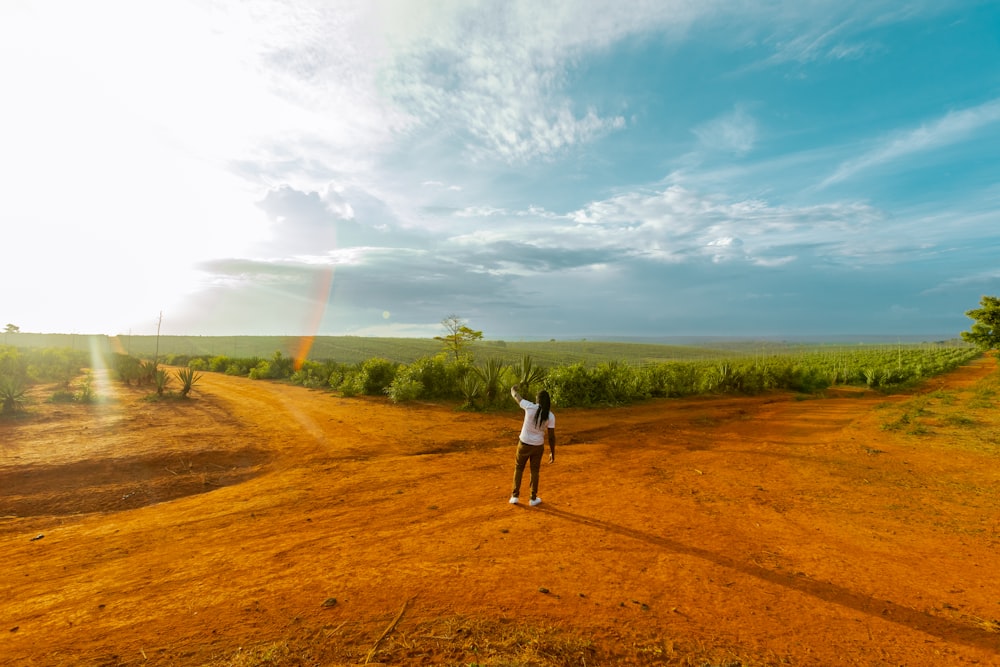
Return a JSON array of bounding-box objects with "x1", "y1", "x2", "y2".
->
[{"x1": 2, "y1": 1, "x2": 998, "y2": 340}]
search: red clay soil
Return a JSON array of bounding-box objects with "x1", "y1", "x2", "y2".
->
[{"x1": 2, "y1": 357, "x2": 999, "y2": 666}]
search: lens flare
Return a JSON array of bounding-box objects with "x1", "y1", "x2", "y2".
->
[
  {"x1": 108, "y1": 335, "x2": 128, "y2": 355},
  {"x1": 88, "y1": 335, "x2": 116, "y2": 403},
  {"x1": 293, "y1": 266, "x2": 335, "y2": 371}
]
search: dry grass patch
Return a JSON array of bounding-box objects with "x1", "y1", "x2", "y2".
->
[{"x1": 206, "y1": 615, "x2": 786, "y2": 666}]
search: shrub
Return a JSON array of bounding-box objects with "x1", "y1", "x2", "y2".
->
[
  {"x1": 49, "y1": 389, "x2": 76, "y2": 403},
  {"x1": 356, "y1": 357, "x2": 398, "y2": 395},
  {"x1": 164, "y1": 354, "x2": 194, "y2": 367},
  {"x1": 27, "y1": 347, "x2": 86, "y2": 385},
  {"x1": 76, "y1": 372, "x2": 96, "y2": 403},
  {"x1": 267, "y1": 351, "x2": 294, "y2": 379},
  {"x1": 547, "y1": 363, "x2": 598, "y2": 407},
  {"x1": 248, "y1": 361, "x2": 271, "y2": 380},
  {"x1": 338, "y1": 371, "x2": 363, "y2": 397},
  {"x1": 786, "y1": 364, "x2": 831, "y2": 393},
  {"x1": 113, "y1": 354, "x2": 142, "y2": 385},
  {"x1": 290, "y1": 360, "x2": 336, "y2": 389},
  {"x1": 327, "y1": 364, "x2": 347, "y2": 390},
  {"x1": 385, "y1": 378, "x2": 423, "y2": 403},
  {"x1": 392, "y1": 354, "x2": 461, "y2": 399},
  {"x1": 642, "y1": 362, "x2": 703, "y2": 397},
  {"x1": 593, "y1": 361, "x2": 645, "y2": 404}
]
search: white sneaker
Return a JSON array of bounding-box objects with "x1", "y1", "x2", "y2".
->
[
  {"x1": 509, "y1": 496, "x2": 519, "y2": 504},
  {"x1": 529, "y1": 497, "x2": 542, "y2": 506}
]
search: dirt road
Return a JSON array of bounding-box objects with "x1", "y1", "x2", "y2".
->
[{"x1": 2, "y1": 358, "x2": 999, "y2": 665}]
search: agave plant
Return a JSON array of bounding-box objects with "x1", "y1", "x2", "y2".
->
[
  {"x1": 512, "y1": 355, "x2": 546, "y2": 396},
  {"x1": 154, "y1": 368, "x2": 171, "y2": 396},
  {"x1": 140, "y1": 360, "x2": 159, "y2": 385},
  {"x1": 473, "y1": 357, "x2": 507, "y2": 405},
  {"x1": 458, "y1": 373, "x2": 483, "y2": 409},
  {"x1": 0, "y1": 375, "x2": 27, "y2": 413},
  {"x1": 176, "y1": 367, "x2": 203, "y2": 397}
]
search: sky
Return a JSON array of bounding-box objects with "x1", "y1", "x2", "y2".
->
[{"x1": 2, "y1": 1, "x2": 999, "y2": 341}]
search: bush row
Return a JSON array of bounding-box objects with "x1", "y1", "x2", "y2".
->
[
  {"x1": 157, "y1": 346, "x2": 981, "y2": 408},
  {"x1": 0, "y1": 345, "x2": 94, "y2": 412},
  {"x1": 3, "y1": 345, "x2": 977, "y2": 414}
]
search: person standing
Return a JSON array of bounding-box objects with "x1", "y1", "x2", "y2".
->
[{"x1": 509, "y1": 384, "x2": 556, "y2": 506}]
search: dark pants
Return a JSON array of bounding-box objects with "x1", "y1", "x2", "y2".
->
[{"x1": 512, "y1": 441, "x2": 544, "y2": 499}]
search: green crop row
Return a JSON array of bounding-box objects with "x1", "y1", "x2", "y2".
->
[
  {"x1": 152, "y1": 344, "x2": 979, "y2": 408},
  {"x1": 1, "y1": 339, "x2": 981, "y2": 412},
  {"x1": 7, "y1": 332, "x2": 967, "y2": 367}
]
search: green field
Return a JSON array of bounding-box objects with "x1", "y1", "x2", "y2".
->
[
  {"x1": 1, "y1": 332, "x2": 968, "y2": 367},
  {"x1": 1, "y1": 332, "x2": 980, "y2": 410}
]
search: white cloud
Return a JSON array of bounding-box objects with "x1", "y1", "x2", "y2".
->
[
  {"x1": 451, "y1": 183, "x2": 888, "y2": 270},
  {"x1": 821, "y1": 98, "x2": 1000, "y2": 188},
  {"x1": 456, "y1": 206, "x2": 510, "y2": 218},
  {"x1": 922, "y1": 269, "x2": 1000, "y2": 295},
  {"x1": 374, "y1": 0, "x2": 713, "y2": 163},
  {"x1": 693, "y1": 106, "x2": 758, "y2": 155},
  {"x1": 765, "y1": 22, "x2": 850, "y2": 65}
]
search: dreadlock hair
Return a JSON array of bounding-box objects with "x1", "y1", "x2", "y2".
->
[{"x1": 533, "y1": 390, "x2": 551, "y2": 429}]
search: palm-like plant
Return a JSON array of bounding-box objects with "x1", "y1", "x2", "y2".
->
[
  {"x1": 459, "y1": 374, "x2": 483, "y2": 409},
  {"x1": 154, "y1": 368, "x2": 171, "y2": 396},
  {"x1": 176, "y1": 367, "x2": 203, "y2": 397},
  {"x1": 474, "y1": 357, "x2": 507, "y2": 405},
  {"x1": 512, "y1": 355, "x2": 546, "y2": 396},
  {"x1": 140, "y1": 360, "x2": 159, "y2": 385},
  {"x1": 0, "y1": 375, "x2": 27, "y2": 413}
]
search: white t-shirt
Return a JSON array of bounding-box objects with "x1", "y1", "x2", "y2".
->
[{"x1": 518, "y1": 399, "x2": 555, "y2": 446}]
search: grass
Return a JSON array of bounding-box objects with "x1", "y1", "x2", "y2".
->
[
  {"x1": 206, "y1": 615, "x2": 784, "y2": 666},
  {"x1": 942, "y1": 414, "x2": 976, "y2": 426},
  {"x1": 876, "y1": 366, "x2": 1000, "y2": 444}
]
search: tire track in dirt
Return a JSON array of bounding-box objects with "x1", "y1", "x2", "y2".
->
[{"x1": 2, "y1": 357, "x2": 998, "y2": 665}]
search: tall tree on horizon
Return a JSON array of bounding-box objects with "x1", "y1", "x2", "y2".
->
[{"x1": 434, "y1": 315, "x2": 483, "y2": 362}]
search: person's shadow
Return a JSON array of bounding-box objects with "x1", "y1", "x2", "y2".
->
[{"x1": 537, "y1": 504, "x2": 999, "y2": 655}]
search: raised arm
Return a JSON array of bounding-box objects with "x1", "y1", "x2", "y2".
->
[{"x1": 511, "y1": 385, "x2": 523, "y2": 404}]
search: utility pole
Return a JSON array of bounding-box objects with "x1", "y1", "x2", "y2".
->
[{"x1": 154, "y1": 312, "x2": 163, "y2": 365}]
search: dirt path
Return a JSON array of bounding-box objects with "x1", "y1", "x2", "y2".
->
[{"x1": 1, "y1": 358, "x2": 999, "y2": 665}]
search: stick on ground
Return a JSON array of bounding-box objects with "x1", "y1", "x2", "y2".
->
[{"x1": 364, "y1": 596, "x2": 415, "y2": 664}]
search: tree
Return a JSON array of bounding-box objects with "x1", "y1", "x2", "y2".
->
[
  {"x1": 4, "y1": 324, "x2": 19, "y2": 334},
  {"x1": 961, "y1": 295, "x2": 1000, "y2": 351},
  {"x1": 434, "y1": 314, "x2": 483, "y2": 361}
]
